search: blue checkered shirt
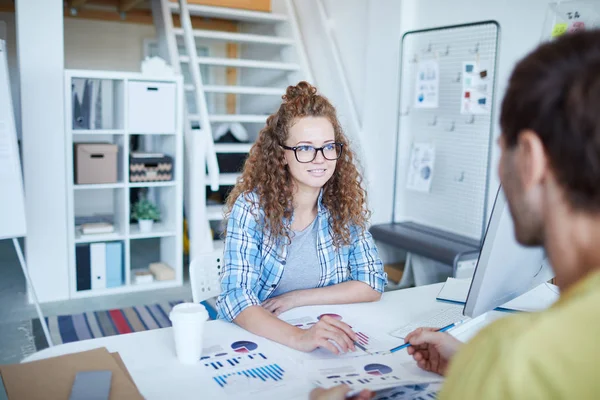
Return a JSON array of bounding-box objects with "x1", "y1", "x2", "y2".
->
[{"x1": 216, "y1": 191, "x2": 387, "y2": 321}]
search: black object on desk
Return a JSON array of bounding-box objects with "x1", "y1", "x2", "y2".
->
[{"x1": 370, "y1": 222, "x2": 480, "y2": 276}]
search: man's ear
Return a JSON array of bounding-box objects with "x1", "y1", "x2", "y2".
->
[{"x1": 517, "y1": 130, "x2": 548, "y2": 189}]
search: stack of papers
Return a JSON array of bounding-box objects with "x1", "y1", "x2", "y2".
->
[
  {"x1": 437, "y1": 278, "x2": 560, "y2": 312},
  {"x1": 306, "y1": 353, "x2": 443, "y2": 393}
]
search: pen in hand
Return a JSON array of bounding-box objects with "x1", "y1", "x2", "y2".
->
[{"x1": 389, "y1": 323, "x2": 457, "y2": 353}]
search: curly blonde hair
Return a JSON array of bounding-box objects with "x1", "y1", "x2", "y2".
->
[{"x1": 225, "y1": 81, "x2": 369, "y2": 247}]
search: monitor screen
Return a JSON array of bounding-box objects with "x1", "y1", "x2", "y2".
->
[{"x1": 464, "y1": 186, "x2": 554, "y2": 318}]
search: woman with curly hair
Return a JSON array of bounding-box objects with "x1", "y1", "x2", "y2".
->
[{"x1": 216, "y1": 81, "x2": 387, "y2": 354}]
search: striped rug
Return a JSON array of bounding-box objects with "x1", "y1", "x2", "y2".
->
[{"x1": 32, "y1": 298, "x2": 218, "y2": 351}]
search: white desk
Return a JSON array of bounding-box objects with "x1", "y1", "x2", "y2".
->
[{"x1": 23, "y1": 284, "x2": 509, "y2": 399}]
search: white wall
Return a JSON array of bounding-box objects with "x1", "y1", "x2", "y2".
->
[
  {"x1": 293, "y1": 0, "x2": 368, "y2": 148},
  {"x1": 1, "y1": 13, "x2": 21, "y2": 138},
  {"x1": 63, "y1": 18, "x2": 156, "y2": 71},
  {"x1": 300, "y1": 0, "x2": 556, "y2": 227},
  {"x1": 16, "y1": 0, "x2": 69, "y2": 302}
]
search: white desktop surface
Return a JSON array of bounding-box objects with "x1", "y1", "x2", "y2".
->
[{"x1": 22, "y1": 284, "x2": 519, "y2": 399}]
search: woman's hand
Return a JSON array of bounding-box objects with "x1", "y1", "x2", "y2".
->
[
  {"x1": 262, "y1": 292, "x2": 302, "y2": 316},
  {"x1": 291, "y1": 315, "x2": 357, "y2": 354}
]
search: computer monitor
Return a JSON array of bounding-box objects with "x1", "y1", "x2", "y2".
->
[{"x1": 464, "y1": 186, "x2": 554, "y2": 318}]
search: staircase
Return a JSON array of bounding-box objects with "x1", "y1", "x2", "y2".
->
[{"x1": 151, "y1": 0, "x2": 313, "y2": 259}]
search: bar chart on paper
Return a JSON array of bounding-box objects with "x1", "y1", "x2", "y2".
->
[
  {"x1": 199, "y1": 339, "x2": 296, "y2": 396},
  {"x1": 325, "y1": 362, "x2": 405, "y2": 387},
  {"x1": 372, "y1": 383, "x2": 442, "y2": 400},
  {"x1": 212, "y1": 363, "x2": 287, "y2": 388},
  {"x1": 203, "y1": 352, "x2": 270, "y2": 371}
]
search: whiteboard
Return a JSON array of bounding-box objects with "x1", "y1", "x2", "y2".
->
[
  {"x1": 0, "y1": 39, "x2": 27, "y2": 239},
  {"x1": 394, "y1": 22, "x2": 499, "y2": 240}
]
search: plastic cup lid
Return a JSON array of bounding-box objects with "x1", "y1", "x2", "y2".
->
[{"x1": 169, "y1": 302, "x2": 209, "y2": 321}]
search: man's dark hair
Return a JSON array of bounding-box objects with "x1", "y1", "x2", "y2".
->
[{"x1": 500, "y1": 29, "x2": 600, "y2": 212}]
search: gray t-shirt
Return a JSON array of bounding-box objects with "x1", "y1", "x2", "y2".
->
[{"x1": 271, "y1": 217, "x2": 321, "y2": 297}]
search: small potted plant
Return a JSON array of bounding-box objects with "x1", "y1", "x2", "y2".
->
[{"x1": 132, "y1": 197, "x2": 161, "y2": 233}]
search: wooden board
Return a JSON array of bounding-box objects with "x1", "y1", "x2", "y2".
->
[{"x1": 175, "y1": 0, "x2": 271, "y2": 12}]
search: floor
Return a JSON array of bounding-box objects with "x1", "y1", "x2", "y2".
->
[{"x1": 0, "y1": 239, "x2": 193, "y2": 365}]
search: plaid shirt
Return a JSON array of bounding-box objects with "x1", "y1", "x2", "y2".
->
[{"x1": 216, "y1": 191, "x2": 387, "y2": 322}]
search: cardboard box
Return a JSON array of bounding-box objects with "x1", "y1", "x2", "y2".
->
[
  {"x1": 0, "y1": 348, "x2": 142, "y2": 400},
  {"x1": 75, "y1": 143, "x2": 118, "y2": 184},
  {"x1": 385, "y1": 262, "x2": 405, "y2": 284},
  {"x1": 179, "y1": 0, "x2": 271, "y2": 12}
]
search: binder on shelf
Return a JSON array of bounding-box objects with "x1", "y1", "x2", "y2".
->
[
  {"x1": 90, "y1": 242, "x2": 107, "y2": 289},
  {"x1": 75, "y1": 244, "x2": 91, "y2": 291},
  {"x1": 106, "y1": 242, "x2": 124, "y2": 288}
]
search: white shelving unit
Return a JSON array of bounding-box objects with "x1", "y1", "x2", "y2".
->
[{"x1": 64, "y1": 69, "x2": 184, "y2": 299}]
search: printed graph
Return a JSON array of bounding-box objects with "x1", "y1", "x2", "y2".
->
[
  {"x1": 373, "y1": 383, "x2": 441, "y2": 400},
  {"x1": 318, "y1": 313, "x2": 343, "y2": 321},
  {"x1": 204, "y1": 352, "x2": 269, "y2": 371},
  {"x1": 355, "y1": 332, "x2": 371, "y2": 349},
  {"x1": 212, "y1": 363, "x2": 287, "y2": 388},
  {"x1": 327, "y1": 374, "x2": 404, "y2": 387},
  {"x1": 364, "y1": 363, "x2": 393, "y2": 376},
  {"x1": 323, "y1": 363, "x2": 400, "y2": 387},
  {"x1": 231, "y1": 340, "x2": 258, "y2": 353}
]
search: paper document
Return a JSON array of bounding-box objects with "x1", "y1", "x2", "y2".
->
[
  {"x1": 200, "y1": 330, "x2": 305, "y2": 398},
  {"x1": 406, "y1": 143, "x2": 435, "y2": 193},
  {"x1": 461, "y1": 61, "x2": 492, "y2": 115},
  {"x1": 372, "y1": 382, "x2": 443, "y2": 400},
  {"x1": 414, "y1": 59, "x2": 440, "y2": 109},
  {"x1": 307, "y1": 353, "x2": 443, "y2": 393},
  {"x1": 437, "y1": 278, "x2": 560, "y2": 312},
  {"x1": 282, "y1": 312, "x2": 391, "y2": 360}
]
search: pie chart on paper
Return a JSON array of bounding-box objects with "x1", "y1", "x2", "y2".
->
[
  {"x1": 364, "y1": 363, "x2": 393, "y2": 376},
  {"x1": 317, "y1": 313, "x2": 343, "y2": 321},
  {"x1": 231, "y1": 341, "x2": 258, "y2": 353}
]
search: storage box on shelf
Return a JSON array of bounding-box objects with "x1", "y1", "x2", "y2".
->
[
  {"x1": 65, "y1": 70, "x2": 184, "y2": 298},
  {"x1": 74, "y1": 143, "x2": 119, "y2": 185}
]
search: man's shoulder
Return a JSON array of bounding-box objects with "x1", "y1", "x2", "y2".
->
[{"x1": 442, "y1": 292, "x2": 600, "y2": 399}]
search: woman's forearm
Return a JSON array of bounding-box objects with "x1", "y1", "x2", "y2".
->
[
  {"x1": 233, "y1": 305, "x2": 303, "y2": 348},
  {"x1": 294, "y1": 281, "x2": 381, "y2": 308}
]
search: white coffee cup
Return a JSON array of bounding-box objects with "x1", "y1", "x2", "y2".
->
[{"x1": 169, "y1": 302, "x2": 209, "y2": 364}]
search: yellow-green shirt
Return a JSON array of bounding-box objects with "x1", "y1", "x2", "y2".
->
[{"x1": 441, "y1": 271, "x2": 600, "y2": 399}]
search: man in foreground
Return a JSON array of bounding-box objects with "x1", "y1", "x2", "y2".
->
[
  {"x1": 312, "y1": 28, "x2": 600, "y2": 400},
  {"x1": 406, "y1": 29, "x2": 600, "y2": 399}
]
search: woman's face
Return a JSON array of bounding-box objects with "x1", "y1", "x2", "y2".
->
[{"x1": 283, "y1": 116, "x2": 338, "y2": 192}]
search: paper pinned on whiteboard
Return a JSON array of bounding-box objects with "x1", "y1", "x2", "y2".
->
[
  {"x1": 406, "y1": 143, "x2": 435, "y2": 193},
  {"x1": 414, "y1": 59, "x2": 440, "y2": 109},
  {"x1": 461, "y1": 61, "x2": 491, "y2": 115}
]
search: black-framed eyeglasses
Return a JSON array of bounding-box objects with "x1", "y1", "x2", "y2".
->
[{"x1": 281, "y1": 143, "x2": 344, "y2": 163}]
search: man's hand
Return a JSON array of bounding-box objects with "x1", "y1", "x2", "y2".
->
[
  {"x1": 405, "y1": 328, "x2": 463, "y2": 376},
  {"x1": 262, "y1": 291, "x2": 301, "y2": 316},
  {"x1": 310, "y1": 385, "x2": 372, "y2": 400},
  {"x1": 291, "y1": 316, "x2": 357, "y2": 354}
]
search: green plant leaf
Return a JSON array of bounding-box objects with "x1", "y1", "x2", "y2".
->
[{"x1": 131, "y1": 198, "x2": 161, "y2": 221}]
